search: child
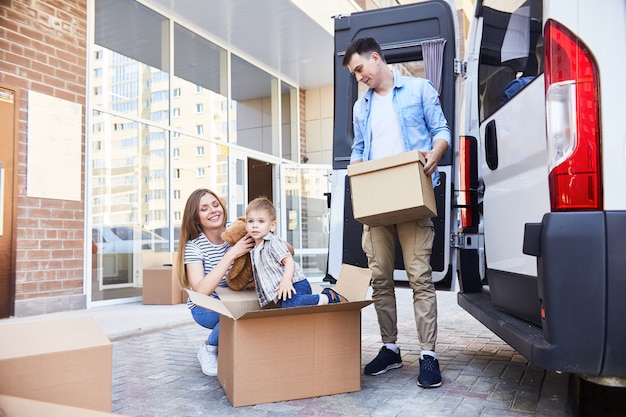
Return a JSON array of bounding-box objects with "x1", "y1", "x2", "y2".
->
[{"x1": 245, "y1": 196, "x2": 346, "y2": 308}]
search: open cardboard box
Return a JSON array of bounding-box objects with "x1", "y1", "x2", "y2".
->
[
  {"x1": 186, "y1": 264, "x2": 372, "y2": 407},
  {"x1": 347, "y1": 150, "x2": 437, "y2": 227}
]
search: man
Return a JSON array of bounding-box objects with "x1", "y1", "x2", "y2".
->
[{"x1": 343, "y1": 37, "x2": 450, "y2": 388}]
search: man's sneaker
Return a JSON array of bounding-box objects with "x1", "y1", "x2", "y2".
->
[
  {"x1": 197, "y1": 343, "x2": 218, "y2": 376},
  {"x1": 417, "y1": 354, "x2": 441, "y2": 388},
  {"x1": 364, "y1": 346, "x2": 403, "y2": 375}
]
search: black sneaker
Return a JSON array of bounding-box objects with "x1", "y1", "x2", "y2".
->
[
  {"x1": 417, "y1": 354, "x2": 441, "y2": 388},
  {"x1": 364, "y1": 346, "x2": 403, "y2": 375}
]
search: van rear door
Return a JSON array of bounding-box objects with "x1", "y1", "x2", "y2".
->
[
  {"x1": 329, "y1": 0, "x2": 459, "y2": 285},
  {"x1": 464, "y1": 0, "x2": 548, "y2": 325}
]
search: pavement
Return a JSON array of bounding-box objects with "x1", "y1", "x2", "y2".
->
[{"x1": 5, "y1": 284, "x2": 573, "y2": 416}]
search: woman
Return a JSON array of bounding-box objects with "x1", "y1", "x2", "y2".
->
[{"x1": 176, "y1": 189, "x2": 255, "y2": 376}]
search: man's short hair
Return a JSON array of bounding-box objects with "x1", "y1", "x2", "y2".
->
[{"x1": 342, "y1": 37, "x2": 385, "y2": 67}]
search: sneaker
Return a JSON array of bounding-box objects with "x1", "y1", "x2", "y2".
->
[
  {"x1": 417, "y1": 354, "x2": 441, "y2": 388},
  {"x1": 197, "y1": 343, "x2": 218, "y2": 376},
  {"x1": 321, "y1": 287, "x2": 348, "y2": 303},
  {"x1": 364, "y1": 346, "x2": 403, "y2": 375}
]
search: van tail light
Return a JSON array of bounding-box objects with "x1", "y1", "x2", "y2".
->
[
  {"x1": 458, "y1": 136, "x2": 478, "y2": 229},
  {"x1": 544, "y1": 19, "x2": 602, "y2": 211}
]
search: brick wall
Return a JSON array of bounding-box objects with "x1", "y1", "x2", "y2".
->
[{"x1": 0, "y1": 0, "x2": 87, "y2": 315}]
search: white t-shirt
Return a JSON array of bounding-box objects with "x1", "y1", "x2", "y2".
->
[{"x1": 369, "y1": 90, "x2": 404, "y2": 160}]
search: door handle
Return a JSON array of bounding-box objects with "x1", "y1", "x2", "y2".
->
[{"x1": 485, "y1": 120, "x2": 498, "y2": 170}]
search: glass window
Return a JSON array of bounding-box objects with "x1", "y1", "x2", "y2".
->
[
  {"x1": 171, "y1": 133, "x2": 229, "y2": 220},
  {"x1": 173, "y1": 23, "x2": 228, "y2": 141},
  {"x1": 478, "y1": 0, "x2": 543, "y2": 120},
  {"x1": 231, "y1": 54, "x2": 279, "y2": 156},
  {"x1": 281, "y1": 81, "x2": 298, "y2": 161},
  {"x1": 90, "y1": 112, "x2": 169, "y2": 300},
  {"x1": 93, "y1": 0, "x2": 170, "y2": 119},
  {"x1": 282, "y1": 166, "x2": 330, "y2": 279}
]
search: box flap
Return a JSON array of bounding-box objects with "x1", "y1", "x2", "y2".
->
[
  {"x1": 185, "y1": 289, "x2": 234, "y2": 319},
  {"x1": 334, "y1": 264, "x2": 371, "y2": 302},
  {"x1": 347, "y1": 150, "x2": 425, "y2": 177},
  {"x1": 186, "y1": 288, "x2": 262, "y2": 319},
  {"x1": 236, "y1": 299, "x2": 373, "y2": 320},
  {"x1": 215, "y1": 287, "x2": 262, "y2": 318}
]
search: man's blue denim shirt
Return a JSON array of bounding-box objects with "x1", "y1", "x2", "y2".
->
[{"x1": 350, "y1": 72, "x2": 451, "y2": 187}]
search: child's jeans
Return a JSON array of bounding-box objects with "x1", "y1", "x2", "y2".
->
[{"x1": 281, "y1": 279, "x2": 321, "y2": 308}]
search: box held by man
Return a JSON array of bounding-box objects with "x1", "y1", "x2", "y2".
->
[{"x1": 347, "y1": 150, "x2": 437, "y2": 227}]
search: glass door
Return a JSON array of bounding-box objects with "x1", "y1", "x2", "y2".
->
[{"x1": 280, "y1": 164, "x2": 331, "y2": 281}]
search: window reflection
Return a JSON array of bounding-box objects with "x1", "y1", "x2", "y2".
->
[
  {"x1": 231, "y1": 54, "x2": 278, "y2": 155},
  {"x1": 281, "y1": 81, "x2": 297, "y2": 161},
  {"x1": 90, "y1": 113, "x2": 168, "y2": 301},
  {"x1": 94, "y1": 0, "x2": 169, "y2": 119},
  {"x1": 283, "y1": 167, "x2": 330, "y2": 277},
  {"x1": 173, "y1": 24, "x2": 228, "y2": 141}
]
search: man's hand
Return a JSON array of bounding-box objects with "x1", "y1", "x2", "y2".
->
[{"x1": 422, "y1": 139, "x2": 448, "y2": 176}]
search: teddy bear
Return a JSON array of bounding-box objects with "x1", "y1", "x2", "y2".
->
[{"x1": 220, "y1": 216, "x2": 254, "y2": 291}]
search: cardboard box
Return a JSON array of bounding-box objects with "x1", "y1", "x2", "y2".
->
[
  {"x1": 141, "y1": 251, "x2": 173, "y2": 268},
  {"x1": 143, "y1": 266, "x2": 183, "y2": 305},
  {"x1": 0, "y1": 395, "x2": 118, "y2": 417},
  {"x1": 187, "y1": 264, "x2": 372, "y2": 407},
  {"x1": 0, "y1": 317, "x2": 112, "y2": 412},
  {"x1": 347, "y1": 150, "x2": 437, "y2": 227}
]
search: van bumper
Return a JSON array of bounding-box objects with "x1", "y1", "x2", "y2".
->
[{"x1": 524, "y1": 211, "x2": 626, "y2": 377}]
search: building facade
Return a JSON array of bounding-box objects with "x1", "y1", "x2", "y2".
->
[
  {"x1": 0, "y1": 0, "x2": 340, "y2": 317},
  {"x1": 0, "y1": 0, "x2": 466, "y2": 317}
]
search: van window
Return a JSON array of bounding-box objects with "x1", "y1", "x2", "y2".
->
[{"x1": 478, "y1": 0, "x2": 543, "y2": 121}]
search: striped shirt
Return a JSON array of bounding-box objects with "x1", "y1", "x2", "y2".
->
[
  {"x1": 250, "y1": 232, "x2": 305, "y2": 307},
  {"x1": 184, "y1": 232, "x2": 230, "y2": 306}
]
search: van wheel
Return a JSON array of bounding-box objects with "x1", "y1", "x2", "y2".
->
[{"x1": 570, "y1": 374, "x2": 626, "y2": 416}]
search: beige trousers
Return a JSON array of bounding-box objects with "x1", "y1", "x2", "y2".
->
[{"x1": 362, "y1": 218, "x2": 437, "y2": 351}]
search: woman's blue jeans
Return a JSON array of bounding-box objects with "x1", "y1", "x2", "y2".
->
[
  {"x1": 281, "y1": 279, "x2": 321, "y2": 308},
  {"x1": 190, "y1": 305, "x2": 219, "y2": 346}
]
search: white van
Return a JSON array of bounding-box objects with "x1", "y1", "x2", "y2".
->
[{"x1": 329, "y1": 0, "x2": 626, "y2": 402}]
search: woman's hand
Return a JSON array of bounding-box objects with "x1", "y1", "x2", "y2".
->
[{"x1": 230, "y1": 234, "x2": 255, "y2": 258}]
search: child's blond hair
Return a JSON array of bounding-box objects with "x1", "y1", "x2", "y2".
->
[{"x1": 246, "y1": 196, "x2": 276, "y2": 220}]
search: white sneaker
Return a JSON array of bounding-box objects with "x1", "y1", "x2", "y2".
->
[{"x1": 197, "y1": 342, "x2": 218, "y2": 376}]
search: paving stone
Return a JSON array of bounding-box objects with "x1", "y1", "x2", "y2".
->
[{"x1": 111, "y1": 288, "x2": 570, "y2": 416}]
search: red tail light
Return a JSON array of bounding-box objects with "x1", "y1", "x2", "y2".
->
[
  {"x1": 544, "y1": 19, "x2": 602, "y2": 211},
  {"x1": 459, "y1": 136, "x2": 477, "y2": 228}
]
